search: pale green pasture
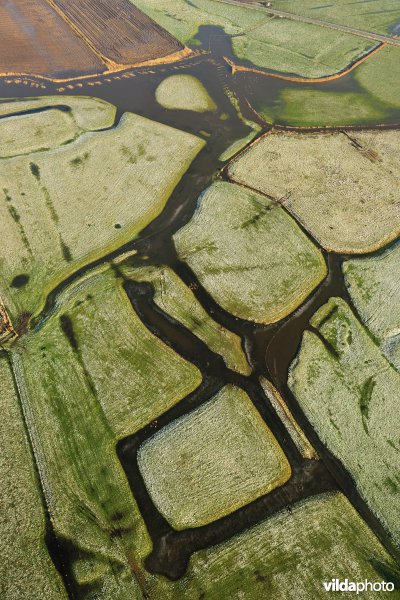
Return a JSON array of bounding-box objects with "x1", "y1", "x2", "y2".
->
[
  {"x1": 289, "y1": 298, "x2": 400, "y2": 544},
  {"x1": 228, "y1": 129, "x2": 400, "y2": 253},
  {"x1": 0, "y1": 100, "x2": 204, "y2": 324},
  {"x1": 271, "y1": 0, "x2": 400, "y2": 34},
  {"x1": 156, "y1": 74, "x2": 217, "y2": 112},
  {"x1": 344, "y1": 241, "x2": 400, "y2": 370},
  {"x1": 174, "y1": 181, "x2": 326, "y2": 323},
  {"x1": 138, "y1": 385, "x2": 291, "y2": 529}
]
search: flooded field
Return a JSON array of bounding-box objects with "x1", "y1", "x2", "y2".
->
[{"x1": 1, "y1": 2, "x2": 400, "y2": 598}]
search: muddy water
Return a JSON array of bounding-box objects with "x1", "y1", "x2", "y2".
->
[{"x1": 1, "y1": 24, "x2": 399, "y2": 587}]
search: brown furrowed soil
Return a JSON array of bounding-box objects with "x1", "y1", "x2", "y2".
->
[
  {"x1": 0, "y1": 0, "x2": 105, "y2": 78},
  {"x1": 48, "y1": 0, "x2": 184, "y2": 67}
]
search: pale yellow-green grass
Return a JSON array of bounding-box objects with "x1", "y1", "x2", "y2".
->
[
  {"x1": 6, "y1": 262, "x2": 201, "y2": 596},
  {"x1": 228, "y1": 129, "x2": 400, "y2": 253},
  {"x1": 138, "y1": 384, "x2": 291, "y2": 529},
  {"x1": 355, "y1": 45, "x2": 400, "y2": 109},
  {"x1": 231, "y1": 18, "x2": 376, "y2": 79},
  {"x1": 0, "y1": 100, "x2": 204, "y2": 323},
  {"x1": 260, "y1": 377, "x2": 317, "y2": 460},
  {"x1": 0, "y1": 109, "x2": 81, "y2": 157},
  {"x1": 289, "y1": 298, "x2": 400, "y2": 545},
  {"x1": 132, "y1": 0, "x2": 376, "y2": 78},
  {"x1": 12, "y1": 303, "x2": 153, "y2": 598},
  {"x1": 53, "y1": 266, "x2": 202, "y2": 439},
  {"x1": 271, "y1": 0, "x2": 400, "y2": 34},
  {"x1": 173, "y1": 181, "x2": 326, "y2": 324},
  {"x1": 155, "y1": 74, "x2": 217, "y2": 112},
  {"x1": 122, "y1": 264, "x2": 251, "y2": 375},
  {"x1": 343, "y1": 241, "x2": 400, "y2": 371},
  {"x1": 0, "y1": 354, "x2": 67, "y2": 599},
  {"x1": 0, "y1": 96, "x2": 116, "y2": 131},
  {"x1": 142, "y1": 492, "x2": 399, "y2": 599}
]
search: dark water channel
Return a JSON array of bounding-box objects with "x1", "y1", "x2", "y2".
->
[{"x1": 1, "y1": 24, "x2": 399, "y2": 593}]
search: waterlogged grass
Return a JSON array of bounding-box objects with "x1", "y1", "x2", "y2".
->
[
  {"x1": 53, "y1": 266, "x2": 202, "y2": 439},
  {"x1": 132, "y1": 0, "x2": 376, "y2": 77},
  {"x1": 122, "y1": 264, "x2": 251, "y2": 375},
  {"x1": 156, "y1": 74, "x2": 217, "y2": 112},
  {"x1": 11, "y1": 284, "x2": 155, "y2": 597},
  {"x1": 228, "y1": 129, "x2": 400, "y2": 253},
  {"x1": 355, "y1": 45, "x2": 400, "y2": 109},
  {"x1": 289, "y1": 298, "x2": 400, "y2": 545},
  {"x1": 0, "y1": 99, "x2": 204, "y2": 324},
  {"x1": 271, "y1": 0, "x2": 400, "y2": 35},
  {"x1": 0, "y1": 354, "x2": 67, "y2": 600},
  {"x1": 256, "y1": 88, "x2": 387, "y2": 127},
  {"x1": 343, "y1": 241, "x2": 400, "y2": 370},
  {"x1": 174, "y1": 181, "x2": 326, "y2": 324},
  {"x1": 143, "y1": 493, "x2": 399, "y2": 599},
  {"x1": 138, "y1": 385, "x2": 291, "y2": 529}
]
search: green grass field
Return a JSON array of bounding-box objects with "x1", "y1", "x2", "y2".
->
[
  {"x1": 0, "y1": 98, "x2": 204, "y2": 325},
  {"x1": 138, "y1": 384, "x2": 291, "y2": 528},
  {"x1": 343, "y1": 241, "x2": 400, "y2": 370},
  {"x1": 289, "y1": 298, "x2": 400, "y2": 545},
  {"x1": 174, "y1": 181, "x2": 326, "y2": 323}
]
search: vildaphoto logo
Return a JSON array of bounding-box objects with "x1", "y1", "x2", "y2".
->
[{"x1": 323, "y1": 579, "x2": 395, "y2": 593}]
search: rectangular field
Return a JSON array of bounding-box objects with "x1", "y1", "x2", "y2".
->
[
  {"x1": 0, "y1": 0, "x2": 104, "y2": 78},
  {"x1": 49, "y1": 0, "x2": 184, "y2": 65}
]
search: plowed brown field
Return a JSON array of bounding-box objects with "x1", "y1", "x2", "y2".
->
[
  {"x1": 0, "y1": 0, "x2": 105, "y2": 78},
  {"x1": 49, "y1": 0, "x2": 183, "y2": 65},
  {"x1": 0, "y1": 0, "x2": 184, "y2": 80}
]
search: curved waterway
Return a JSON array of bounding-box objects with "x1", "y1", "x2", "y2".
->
[{"x1": 2, "y1": 25, "x2": 400, "y2": 589}]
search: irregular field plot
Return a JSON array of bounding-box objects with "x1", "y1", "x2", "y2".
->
[
  {"x1": 271, "y1": 0, "x2": 400, "y2": 34},
  {"x1": 0, "y1": 98, "x2": 204, "y2": 322},
  {"x1": 174, "y1": 181, "x2": 326, "y2": 324},
  {"x1": 138, "y1": 385, "x2": 291, "y2": 529},
  {"x1": 0, "y1": 0, "x2": 104, "y2": 78},
  {"x1": 156, "y1": 74, "x2": 217, "y2": 112},
  {"x1": 8, "y1": 264, "x2": 201, "y2": 595},
  {"x1": 132, "y1": 0, "x2": 376, "y2": 77},
  {"x1": 0, "y1": 96, "x2": 117, "y2": 130},
  {"x1": 0, "y1": 109, "x2": 81, "y2": 158},
  {"x1": 12, "y1": 276, "x2": 159, "y2": 597},
  {"x1": 228, "y1": 129, "x2": 400, "y2": 253},
  {"x1": 231, "y1": 17, "x2": 376, "y2": 79},
  {"x1": 123, "y1": 264, "x2": 251, "y2": 375},
  {"x1": 289, "y1": 298, "x2": 400, "y2": 544},
  {"x1": 50, "y1": 0, "x2": 183, "y2": 66},
  {"x1": 0, "y1": 355, "x2": 67, "y2": 600},
  {"x1": 144, "y1": 493, "x2": 398, "y2": 599},
  {"x1": 55, "y1": 266, "x2": 202, "y2": 438},
  {"x1": 343, "y1": 241, "x2": 400, "y2": 370}
]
